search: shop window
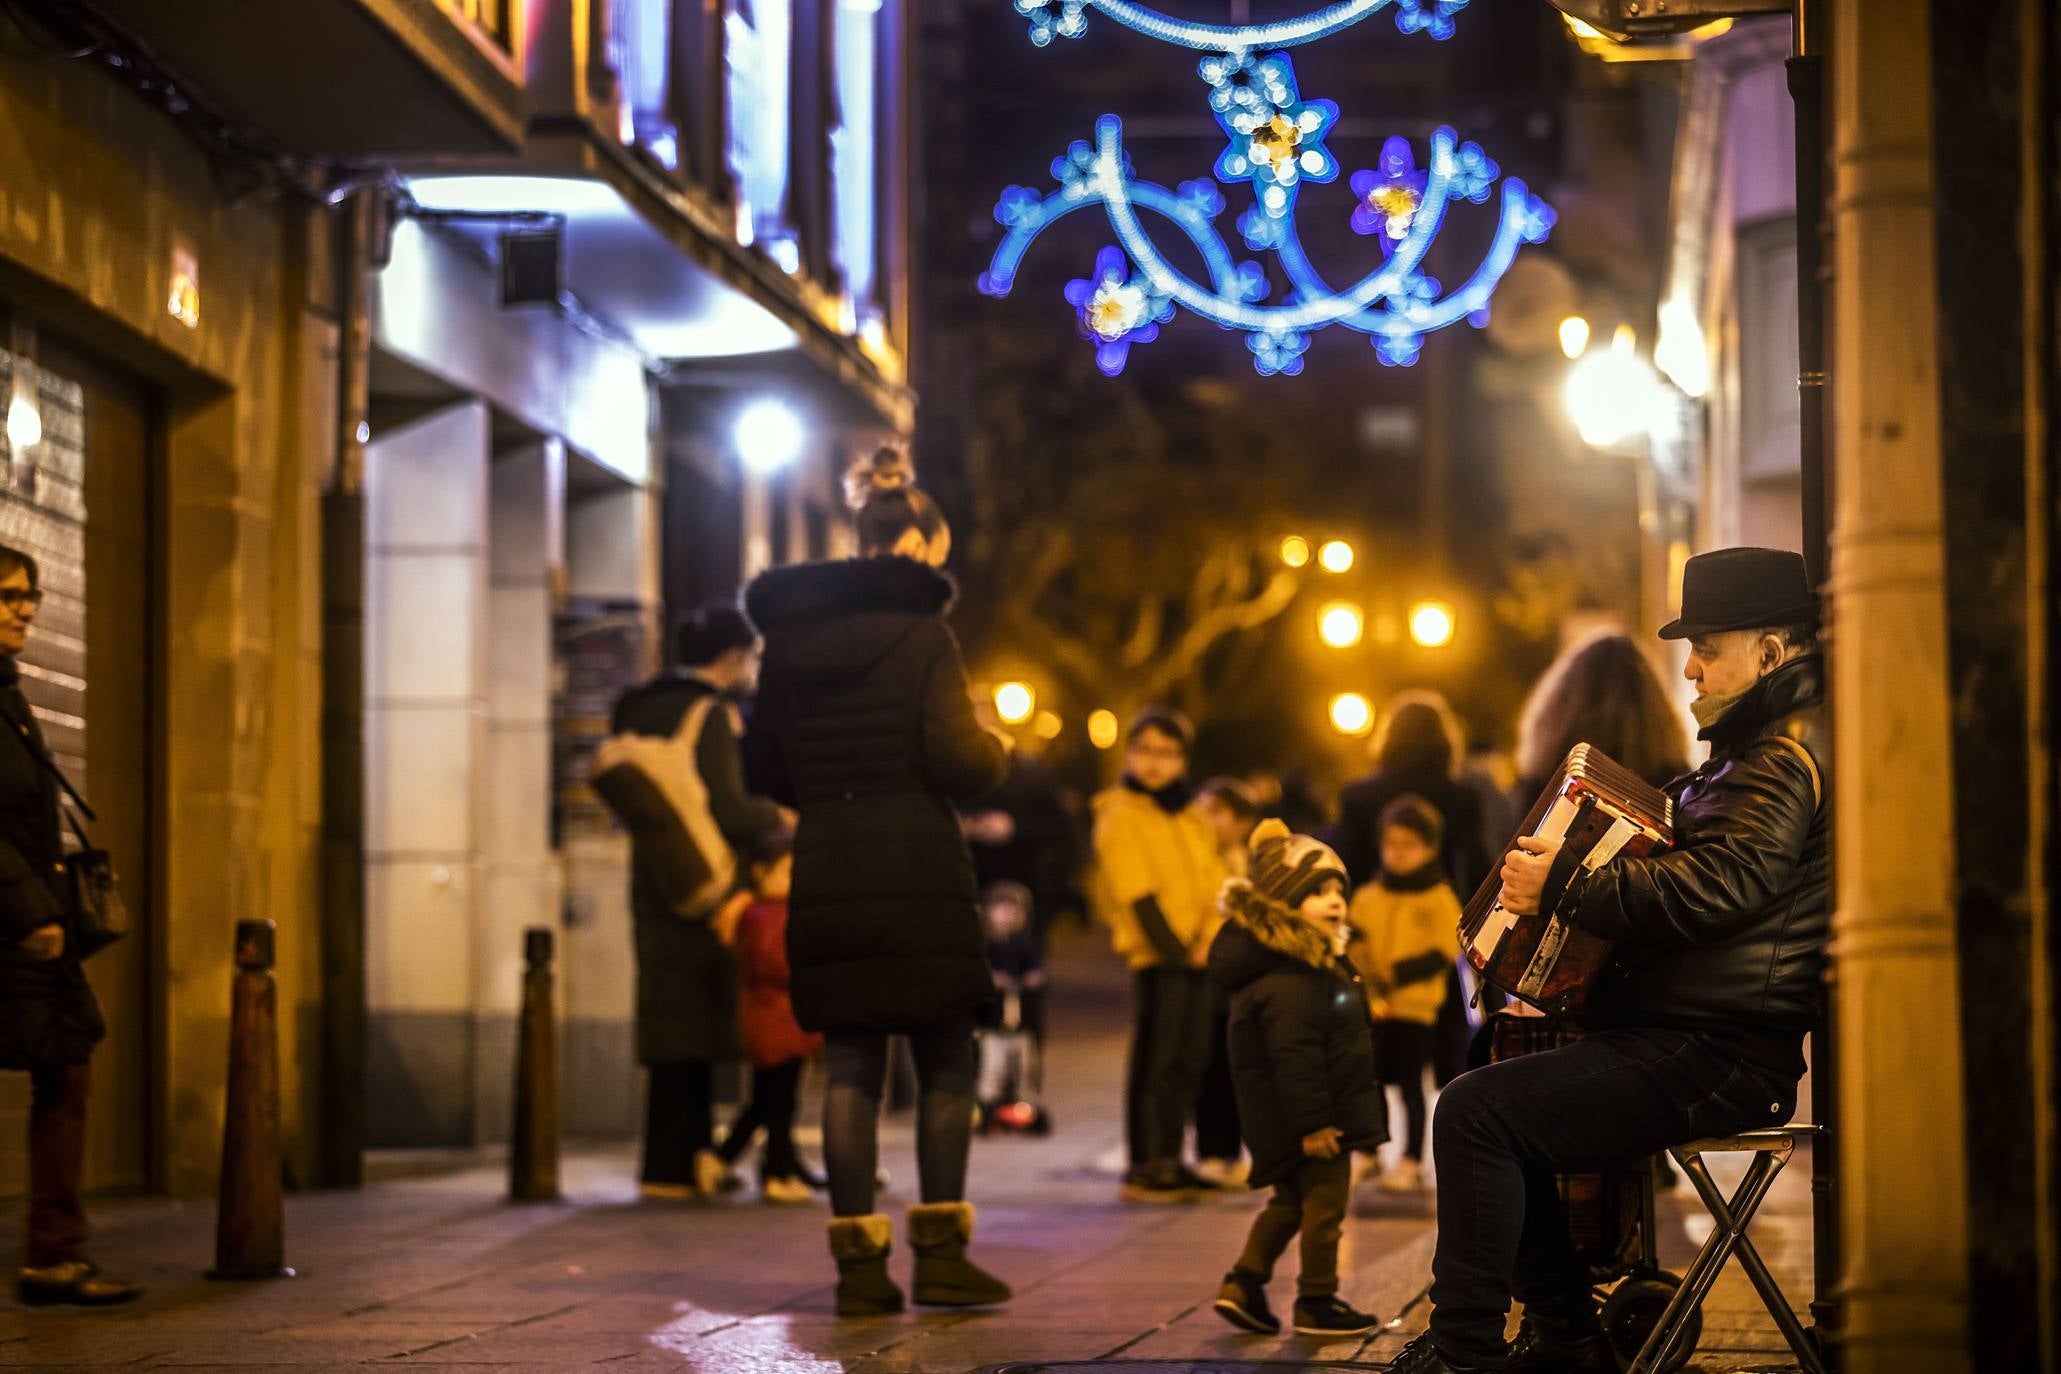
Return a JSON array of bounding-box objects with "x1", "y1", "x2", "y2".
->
[
  {"x1": 831, "y1": 0, "x2": 881, "y2": 326},
  {"x1": 726, "y1": 0, "x2": 797, "y2": 267},
  {"x1": 613, "y1": 0, "x2": 679, "y2": 170}
]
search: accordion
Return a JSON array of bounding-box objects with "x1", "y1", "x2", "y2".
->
[{"x1": 1460, "y1": 744, "x2": 1674, "y2": 1014}]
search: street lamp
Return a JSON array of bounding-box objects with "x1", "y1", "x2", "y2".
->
[
  {"x1": 1279, "y1": 535, "x2": 1312, "y2": 568},
  {"x1": 734, "y1": 399, "x2": 806, "y2": 473},
  {"x1": 1033, "y1": 709, "x2": 1063, "y2": 741},
  {"x1": 1565, "y1": 327, "x2": 1672, "y2": 449},
  {"x1": 5, "y1": 392, "x2": 39, "y2": 452},
  {"x1": 1087, "y1": 709, "x2": 1120, "y2": 750},
  {"x1": 1409, "y1": 598, "x2": 1456, "y2": 648},
  {"x1": 993, "y1": 681, "x2": 1035, "y2": 725},
  {"x1": 1317, "y1": 540, "x2": 1355, "y2": 574},
  {"x1": 1330, "y1": 692, "x2": 1374, "y2": 737},
  {"x1": 1318, "y1": 601, "x2": 1365, "y2": 649},
  {"x1": 1558, "y1": 314, "x2": 1591, "y2": 360}
]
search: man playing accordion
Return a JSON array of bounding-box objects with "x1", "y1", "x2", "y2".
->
[{"x1": 1391, "y1": 548, "x2": 1831, "y2": 1374}]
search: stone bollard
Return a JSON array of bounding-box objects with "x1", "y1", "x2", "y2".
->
[
  {"x1": 509, "y1": 927, "x2": 560, "y2": 1202},
  {"x1": 210, "y1": 919, "x2": 295, "y2": 1279}
]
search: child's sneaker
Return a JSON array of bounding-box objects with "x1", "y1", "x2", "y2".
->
[
  {"x1": 761, "y1": 1175, "x2": 814, "y2": 1205},
  {"x1": 1212, "y1": 1269, "x2": 1280, "y2": 1334},
  {"x1": 1291, "y1": 1294, "x2": 1380, "y2": 1338}
]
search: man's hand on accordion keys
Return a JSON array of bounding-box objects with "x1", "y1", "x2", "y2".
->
[{"x1": 1499, "y1": 834, "x2": 1567, "y2": 917}]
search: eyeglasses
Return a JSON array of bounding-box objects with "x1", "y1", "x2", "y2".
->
[{"x1": 0, "y1": 589, "x2": 43, "y2": 611}]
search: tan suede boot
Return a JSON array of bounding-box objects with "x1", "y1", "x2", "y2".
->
[
  {"x1": 907, "y1": 1202, "x2": 1012, "y2": 1308},
  {"x1": 826, "y1": 1214, "x2": 904, "y2": 1317}
]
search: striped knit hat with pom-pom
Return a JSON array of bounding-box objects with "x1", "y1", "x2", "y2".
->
[{"x1": 1246, "y1": 817, "x2": 1349, "y2": 910}]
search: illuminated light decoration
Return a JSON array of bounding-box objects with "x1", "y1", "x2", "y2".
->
[
  {"x1": 1318, "y1": 539, "x2": 1355, "y2": 574},
  {"x1": 1033, "y1": 709, "x2": 1064, "y2": 740},
  {"x1": 5, "y1": 393, "x2": 40, "y2": 452},
  {"x1": 1087, "y1": 708, "x2": 1121, "y2": 750},
  {"x1": 1330, "y1": 692, "x2": 1375, "y2": 737},
  {"x1": 1280, "y1": 535, "x2": 1312, "y2": 568},
  {"x1": 1409, "y1": 598, "x2": 1456, "y2": 648},
  {"x1": 1319, "y1": 601, "x2": 1365, "y2": 648},
  {"x1": 981, "y1": 8, "x2": 1553, "y2": 377},
  {"x1": 1558, "y1": 314, "x2": 1591, "y2": 359},
  {"x1": 1011, "y1": 0, "x2": 1465, "y2": 50},
  {"x1": 1066, "y1": 245, "x2": 1175, "y2": 376},
  {"x1": 994, "y1": 681, "x2": 1036, "y2": 725}
]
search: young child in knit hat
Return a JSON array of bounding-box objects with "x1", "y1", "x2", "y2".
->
[
  {"x1": 1207, "y1": 819, "x2": 1387, "y2": 1339},
  {"x1": 1346, "y1": 794, "x2": 1463, "y2": 1193}
]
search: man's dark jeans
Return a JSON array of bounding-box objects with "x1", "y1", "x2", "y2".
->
[{"x1": 1428, "y1": 1026, "x2": 1800, "y2": 1366}]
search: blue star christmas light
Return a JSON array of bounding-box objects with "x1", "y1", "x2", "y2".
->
[{"x1": 981, "y1": 0, "x2": 1557, "y2": 377}]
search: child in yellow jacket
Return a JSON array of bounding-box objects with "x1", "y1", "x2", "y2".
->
[
  {"x1": 1090, "y1": 709, "x2": 1228, "y2": 1201},
  {"x1": 1346, "y1": 795, "x2": 1461, "y2": 1192}
]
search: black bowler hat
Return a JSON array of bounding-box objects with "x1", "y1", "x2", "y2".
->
[{"x1": 1658, "y1": 547, "x2": 1821, "y2": 640}]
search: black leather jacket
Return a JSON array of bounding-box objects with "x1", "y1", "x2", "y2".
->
[{"x1": 1569, "y1": 656, "x2": 1829, "y2": 1043}]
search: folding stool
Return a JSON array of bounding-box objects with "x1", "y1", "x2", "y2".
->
[{"x1": 1628, "y1": 1125, "x2": 1829, "y2": 1374}]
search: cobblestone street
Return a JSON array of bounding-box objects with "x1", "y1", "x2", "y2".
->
[{"x1": 1, "y1": 932, "x2": 1814, "y2": 1371}]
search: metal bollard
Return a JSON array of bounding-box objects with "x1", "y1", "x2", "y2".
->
[
  {"x1": 210, "y1": 919, "x2": 295, "y2": 1279},
  {"x1": 509, "y1": 927, "x2": 560, "y2": 1202}
]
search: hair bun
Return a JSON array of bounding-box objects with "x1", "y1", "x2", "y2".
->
[{"x1": 844, "y1": 447, "x2": 917, "y2": 512}]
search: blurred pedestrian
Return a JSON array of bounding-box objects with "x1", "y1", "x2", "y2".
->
[
  {"x1": 1327, "y1": 691, "x2": 1487, "y2": 892},
  {"x1": 963, "y1": 746, "x2": 1080, "y2": 934},
  {"x1": 607, "y1": 605, "x2": 783, "y2": 1200},
  {"x1": 0, "y1": 546, "x2": 140, "y2": 1307},
  {"x1": 1512, "y1": 633, "x2": 1691, "y2": 801},
  {"x1": 974, "y1": 881, "x2": 1048, "y2": 1133},
  {"x1": 1192, "y1": 777, "x2": 1261, "y2": 1186},
  {"x1": 1090, "y1": 709, "x2": 1227, "y2": 1202},
  {"x1": 1208, "y1": 820, "x2": 1385, "y2": 1339},
  {"x1": 716, "y1": 832, "x2": 822, "y2": 1205},
  {"x1": 1326, "y1": 692, "x2": 1488, "y2": 1086},
  {"x1": 744, "y1": 447, "x2": 1012, "y2": 1318},
  {"x1": 1346, "y1": 795, "x2": 1462, "y2": 1193}
]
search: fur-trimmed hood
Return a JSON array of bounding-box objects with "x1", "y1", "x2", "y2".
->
[
  {"x1": 745, "y1": 557, "x2": 957, "y2": 688},
  {"x1": 746, "y1": 556, "x2": 955, "y2": 629},
  {"x1": 1208, "y1": 877, "x2": 1338, "y2": 993}
]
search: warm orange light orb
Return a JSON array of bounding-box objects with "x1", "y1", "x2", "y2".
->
[
  {"x1": 1409, "y1": 599, "x2": 1456, "y2": 648},
  {"x1": 993, "y1": 682, "x2": 1036, "y2": 725}
]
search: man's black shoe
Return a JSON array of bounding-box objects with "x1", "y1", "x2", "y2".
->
[
  {"x1": 1507, "y1": 1320, "x2": 1622, "y2": 1373},
  {"x1": 1291, "y1": 1293, "x2": 1379, "y2": 1338},
  {"x1": 1213, "y1": 1269, "x2": 1281, "y2": 1334},
  {"x1": 1388, "y1": 1331, "x2": 1505, "y2": 1373}
]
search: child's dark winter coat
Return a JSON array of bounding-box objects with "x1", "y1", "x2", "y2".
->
[{"x1": 1207, "y1": 878, "x2": 1388, "y2": 1189}]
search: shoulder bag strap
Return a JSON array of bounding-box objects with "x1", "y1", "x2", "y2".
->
[
  {"x1": 0, "y1": 692, "x2": 99, "y2": 827},
  {"x1": 1765, "y1": 734, "x2": 1824, "y2": 813}
]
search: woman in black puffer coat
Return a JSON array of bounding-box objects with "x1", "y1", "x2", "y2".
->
[
  {"x1": 0, "y1": 545, "x2": 139, "y2": 1307},
  {"x1": 744, "y1": 449, "x2": 1011, "y2": 1319}
]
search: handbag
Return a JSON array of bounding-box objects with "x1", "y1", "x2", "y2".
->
[{"x1": 0, "y1": 698, "x2": 128, "y2": 957}]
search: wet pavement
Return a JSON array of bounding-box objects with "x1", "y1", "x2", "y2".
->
[{"x1": 0, "y1": 929, "x2": 1815, "y2": 1370}]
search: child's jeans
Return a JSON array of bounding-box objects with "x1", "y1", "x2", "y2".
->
[{"x1": 1233, "y1": 1153, "x2": 1353, "y2": 1298}]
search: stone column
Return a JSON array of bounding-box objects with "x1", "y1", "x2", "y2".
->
[
  {"x1": 362, "y1": 399, "x2": 490, "y2": 1148},
  {"x1": 1828, "y1": 2, "x2": 1970, "y2": 1368}
]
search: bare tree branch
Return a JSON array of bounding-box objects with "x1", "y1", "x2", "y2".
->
[{"x1": 1137, "y1": 565, "x2": 1302, "y2": 704}]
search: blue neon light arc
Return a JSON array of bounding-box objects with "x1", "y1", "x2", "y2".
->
[
  {"x1": 1066, "y1": 0, "x2": 1389, "y2": 51},
  {"x1": 984, "y1": 179, "x2": 1241, "y2": 300},
  {"x1": 1096, "y1": 116, "x2": 1453, "y2": 331},
  {"x1": 1270, "y1": 179, "x2": 1539, "y2": 335}
]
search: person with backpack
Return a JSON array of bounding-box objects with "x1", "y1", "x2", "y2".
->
[{"x1": 606, "y1": 606, "x2": 784, "y2": 1200}]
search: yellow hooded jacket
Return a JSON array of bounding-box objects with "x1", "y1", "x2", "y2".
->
[
  {"x1": 1347, "y1": 879, "x2": 1463, "y2": 1026},
  {"x1": 1090, "y1": 785, "x2": 1228, "y2": 969}
]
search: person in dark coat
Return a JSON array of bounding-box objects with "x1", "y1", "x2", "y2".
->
[
  {"x1": 1207, "y1": 819, "x2": 1386, "y2": 1341},
  {"x1": 611, "y1": 605, "x2": 783, "y2": 1199},
  {"x1": 1325, "y1": 690, "x2": 1490, "y2": 1089},
  {"x1": 744, "y1": 447, "x2": 1012, "y2": 1319},
  {"x1": 1393, "y1": 549, "x2": 1830, "y2": 1374},
  {"x1": 0, "y1": 546, "x2": 139, "y2": 1307}
]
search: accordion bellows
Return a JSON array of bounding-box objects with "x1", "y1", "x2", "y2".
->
[{"x1": 1460, "y1": 744, "x2": 1674, "y2": 1015}]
